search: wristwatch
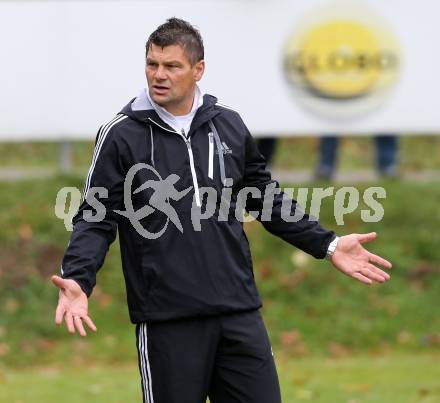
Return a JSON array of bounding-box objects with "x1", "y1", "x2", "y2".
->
[{"x1": 326, "y1": 236, "x2": 340, "y2": 260}]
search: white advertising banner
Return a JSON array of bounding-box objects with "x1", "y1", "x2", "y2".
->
[{"x1": 0, "y1": 0, "x2": 439, "y2": 140}]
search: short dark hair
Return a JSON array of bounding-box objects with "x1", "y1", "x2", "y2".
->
[{"x1": 146, "y1": 18, "x2": 204, "y2": 65}]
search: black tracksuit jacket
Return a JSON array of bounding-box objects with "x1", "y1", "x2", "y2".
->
[{"x1": 60, "y1": 91, "x2": 335, "y2": 323}]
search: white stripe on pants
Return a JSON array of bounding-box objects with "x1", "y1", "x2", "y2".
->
[{"x1": 138, "y1": 323, "x2": 155, "y2": 403}]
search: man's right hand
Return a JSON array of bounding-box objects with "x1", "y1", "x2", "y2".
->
[{"x1": 51, "y1": 275, "x2": 97, "y2": 337}]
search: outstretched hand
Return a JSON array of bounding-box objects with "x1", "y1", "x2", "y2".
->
[
  {"x1": 51, "y1": 275, "x2": 97, "y2": 337},
  {"x1": 331, "y1": 232, "x2": 392, "y2": 285}
]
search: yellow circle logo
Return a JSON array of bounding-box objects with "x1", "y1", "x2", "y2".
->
[{"x1": 283, "y1": 5, "x2": 401, "y2": 117}]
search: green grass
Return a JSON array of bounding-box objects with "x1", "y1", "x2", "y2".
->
[
  {"x1": 1, "y1": 136, "x2": 440, "y2": 173},
  {"x1": 278, "y1": 353, "x2": 440, "y2": 402},
  {"x1": 0, "y1": 137, "x2": 440, "y2": 403},
  {"x1": 0, "y1": 141, "x2": 94, "y2": 170},
  {"x1": 0, "y1": 177, "x2": 439, "y2": 368},
  {"x1": 272, "y1": 135, "x2": 440, "y2": 172},
  {"x1": 1, "y1": 354, "x2": 439, "y2": 402},
  {"x1": 248, "y1": 179, "x2": 440, "y2": 357},
  {"x1": 0, "y1": 138, "x2": 439, "y2": 400}
]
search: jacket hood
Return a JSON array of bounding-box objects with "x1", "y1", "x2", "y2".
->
[{"x1": 120, "y1": 88, "x2": 219, "y2": 128}]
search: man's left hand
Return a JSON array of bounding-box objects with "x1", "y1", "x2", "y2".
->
[{"x1": 330, "y1": 232, "x2": 392, "y2": 285}]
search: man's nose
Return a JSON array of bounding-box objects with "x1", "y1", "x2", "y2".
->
[{"x1": 155, "y1": 66, "x2": 167, "y2": 81}]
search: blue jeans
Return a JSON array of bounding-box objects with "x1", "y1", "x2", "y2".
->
[{"x1": 317, "y1": 135, "x2": 398, "y2": 177}]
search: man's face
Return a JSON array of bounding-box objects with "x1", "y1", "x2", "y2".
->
[{"x1": 146, "y1": 43, "x2": 205, "y2": 115}]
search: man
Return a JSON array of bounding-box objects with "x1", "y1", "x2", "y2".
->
[{"x1": 52, "y1": 18, "x2": 392, "y2": 403}]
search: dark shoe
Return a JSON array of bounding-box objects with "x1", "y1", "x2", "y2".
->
[
  {"x1": 314, "y1": 166, "x2": 334, "y2": 181},
  {"x1": 379, "y1": 165, "x2": 399, "y2": 178}
]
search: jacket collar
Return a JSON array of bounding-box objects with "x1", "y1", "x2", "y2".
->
[{"x1": 120, "y1": 88, "x2": 220, "y2": 135}]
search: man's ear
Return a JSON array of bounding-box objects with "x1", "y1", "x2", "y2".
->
[{"x1": 193, "y1": 60, "x2": 205, "y2": 82}]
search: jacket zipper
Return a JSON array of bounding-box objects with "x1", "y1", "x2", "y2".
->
[
  {"x1": 208, "y1": 132, "x2": 214, "y2": 179},
  {"x1": 148, "y1": 118, "x2": 201, "y2": 207},
  {"x1": 182, "y1": 129, "x2": 201, "y2": 207}
]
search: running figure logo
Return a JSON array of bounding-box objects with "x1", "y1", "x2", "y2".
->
[{"x1": 115, "y1": 163, "x2": 192, "y2": 239}]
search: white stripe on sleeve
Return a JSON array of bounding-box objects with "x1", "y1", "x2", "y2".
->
[{"x1": 82, "y1": 114, "x2": 127, "y2": 201}]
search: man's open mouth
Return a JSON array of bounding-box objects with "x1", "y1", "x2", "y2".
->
[{"x1": 153, "y1": 85, "x2": 170, "y2": 94}]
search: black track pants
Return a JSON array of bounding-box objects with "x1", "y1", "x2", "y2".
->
[{"x1": 135, "y1": 310, "x2": 282, "y2": 403}]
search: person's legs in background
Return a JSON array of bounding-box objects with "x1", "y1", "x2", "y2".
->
[
  {"x1": 257, "y1": 137, "x2": 278, "y2": 168},
  {"x1": 375, "y1": 135, "x2": 398, "y2": 177},
  {"x1": 316, "y1": 136, "x2": 339, "y2": 180}
]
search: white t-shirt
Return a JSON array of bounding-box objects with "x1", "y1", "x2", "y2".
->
[{"x1": 146, "y1": 85, "x2": 204, "y2": 137}]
